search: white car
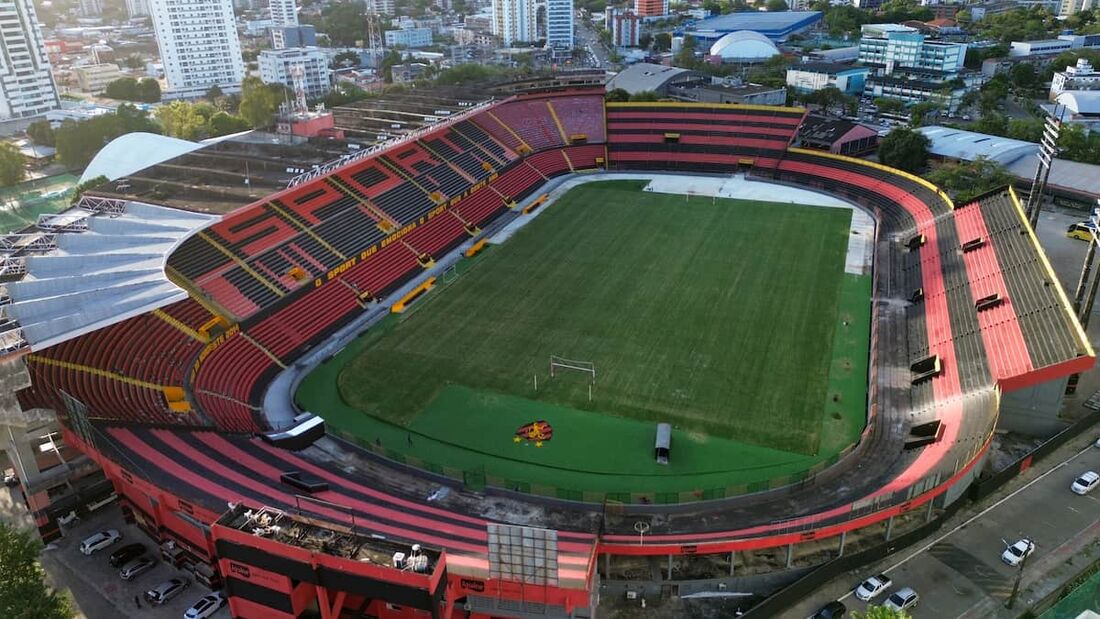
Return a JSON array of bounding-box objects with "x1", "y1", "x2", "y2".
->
[
  {"x1": 79, "y1": 529, "x2": 121, "y2": 555},
  {"x1": 1002, "y1": 538, "x2": 1035, "y2": 566},
  {"x1": 184, "y1": 591, "x2": 227, "y2": 619},
  {"x1": 854, "y1": 573, "x2": 892, "y2": 601},
  {"x1": 884, "y1": 587, "x2": 919, "y2": 611},
  {"x1": 1072, "y1": 471, "x2": 1100, "y2": 495}
]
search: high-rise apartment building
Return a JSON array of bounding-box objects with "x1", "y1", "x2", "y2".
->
[
  {"x1": 606, "y1": 8, "x2": 639, "y2": 47},
  {"x1": 492, "y1": 0, "x2": 537, "y2": 45},
  {"x1": 126, "y1": 0, "x2": 149, "y2": 17},
  {"x1": 633, "y1": 0, "x2": 667, "y2": 18},
  {"x1": 258, "y1": 47, "x2": 331, "y2": 101},
  {"x1": 858, "y1": 24, "x2": 966, "y2": 77},
  {"x1": 149, "y1": 0, "x2": 245, "y2": 97},
  {"x1": 1060, "y1": 0, "x2": 1096, "y2": 17},
  {"x1": 0, "y1": 0, "x2": 59, "y2": 120},
  {"x1": 545, "y1": 0, "x2": 574, "y2": 50},
  {"x1": 858, "y1": 24, "x2": 967, "y2": 109},
  {"x1": 269, "y1": 0, "x2": 298, "y2": 49}
]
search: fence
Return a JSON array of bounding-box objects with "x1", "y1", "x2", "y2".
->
[
  {"x1": 331, "y1": 428, "x2": 863, "y2": 506},
  {"x1": 970, "y1": 407, "x2": 1100, "y2": 501}
]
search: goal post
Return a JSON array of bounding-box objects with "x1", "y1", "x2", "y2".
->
[{"x1": 549, "y1": 355, "x2": 596, "y2": 383}]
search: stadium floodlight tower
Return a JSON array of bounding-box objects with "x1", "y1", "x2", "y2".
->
[
  {"x1": 1024, "y1": 105, "x2": 1064, "y2": 228},
  {"x1": 1067, "y1": 200, "x2": 1100, "y2": 394}
]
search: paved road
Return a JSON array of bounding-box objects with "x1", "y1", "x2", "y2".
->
[
  {"x1": 791, "y1": 439, "x2": 1100, "y2": 618},
  {"x1": 790, "y1": 206, "x2": 1100, "y2": 618}
]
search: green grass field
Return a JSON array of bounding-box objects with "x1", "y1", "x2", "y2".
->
[{"x1": 299, "y1": 180, "x2": 870, "y2": 499}]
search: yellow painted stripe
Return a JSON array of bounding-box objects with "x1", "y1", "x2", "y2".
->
[
  {"x1": 198, "y1": 232, "x2": 286, "y2": 299},
  {"x1": 787, "y1": 148, "x2": 955, "y2": 210},
  {"x1": 240, "y1": 333, "x2": 287, "y2": 369},
  {"x1": 152, "y1": 309, "x2": 209, "y2": 344},
  {"x1": 524, "y1": 160, "x2": 550, "y2": 181},
  {"x1": 28, "y1": 354, "x2": 169, "y2": 391},
  {"x1": 1007, "y1": 186, "x2": 1094, "y2": 357},
  {"x1": 545, "y1": 101, "x2": 569, "y2": 144},
  {"x1": 417, "y1": 139, "x2": 477, "y2": 184},
  {"x1": 453, "y1": 123, "x2": 511, "y2": 165},
  {"x1": 560, "y1": 148, "x2": 575, "y2": 172},
  {"x1": 377, "y1": 156, "x2": 435, "y2": 199},
  {"x1": 326, "y1": 177, "x2": 398, "y2": 228},
  {"x1": 606, "y1": 101, "x2": 806, "y2": 114},
  {"x1": 267, "y1": 201, "x2": 347, "y2": 261},
  {"x1": 484, "y1": 111, "x2": 531, "y2": 153},
  {"x1": 163, "y1": 265, "x2": 238, "y2": 323}
]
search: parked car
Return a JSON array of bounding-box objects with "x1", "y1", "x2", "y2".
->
[
  {"x1": 119, "y1": 556, "x2": 157, "y2": 581},
  {"x1": 1071, "y1": 471, "x2": 1100, "y2": 495},
  {"x1": 1066, "y1": 222, "x2": 1096, "y2": 241},
  {"x1": 79, "y1": 529, "x2": 121, "y2": 555},
  {"x1": 108, "y1": 543, "x2": 146, "y2": 568},
  {"x1": 1002, "y1": 538, "x2": 1035, "y2": 566},
  {"x1": 883, "y1": 587, "x2": 919, "y2": 611},
  {"x1": 145, "y1": 578, "x2": 189, "y2": 606},
  {"x1": 854, "y1": 573, "x2": 892, "y2": 601},
  {"x1": 184, "y1": 591, "x2": 227, "y2": 619},
  {"x1": 810, "y1": 600, "x2": 847, "y2": 619}
]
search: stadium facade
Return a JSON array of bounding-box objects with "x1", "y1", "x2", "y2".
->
[{"x1": 0, "y1": 85, "x2": 1092, "y2": 618}]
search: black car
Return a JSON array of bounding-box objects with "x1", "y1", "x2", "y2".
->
[
  {"x1": 812, "y1": 600, "x2": 847, "y2": 619},
  {"x1": 108, "y1": 543, "x2": 146, "y2": 568}
]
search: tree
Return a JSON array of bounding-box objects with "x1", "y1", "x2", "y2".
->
[
  {"x1": 137, "y1": 78, "x2": 161, "y2": 103},
  {"x1": 331, "y1": 51, "x2": 361, "y2": 69},
  {"x1": 852, "y1": 606, "x2": 913, "y2": 619},
  {"x1": 0, "y1": 523, "x2": 72, "y2": 618},
  {"x1": 1009, "y1": 63, "x2": 1037, "y2": 90},
  {"x1": 122, "y1": 54, "x2": 145, "y2": 70},
  {"x1": 973, "y1": 112, "x2": 1008, "y2": 136},
  {"x1": 766, "y1": 0, "x2": 788, "y2": 10},
  {"x1": 605, "y1": 88, "x2": 630, "y2": 102},
  {"x1": 926, "y1": 157, "x2": 1013, "y2": 203},
  {"x1": 324, "y1": 82, "x2": 373, "y2": 108},
  {"x1": 238, "y1": 77, "x2": 279, "y2": 128},
  {"x1": 878, "y1": 127, "x2": 931, "y2": 173},
  {"x1": 379, "y1": 49, "x2": 403, "y2": 83},
  {"x1": 301, "y1": 2, "x2": 367, "y2": 47},
  {"x1": 104, "y1": 77, "x2": 139, "y2": 101},
  {"x1": 155, "y1": 100, "x2": 209, "y2": 140},
  {"x1": 654, "y1": 32, "x2": 672, "y2": 52},
  {"x1": 104, "y1": 77, "x2": 161, "y2": 102},
  {"x1": 0, "y1": 143, "x2": 25, "y2": 187},
  {"x1": 873, "y1": 97, "x2": 905, "y2": 114},
  {"x1": 205, "y1": 84, "x2": 224, "y2": 102},
  {"x1": 26, "y1": 120, "x2": 55, "y2": 147},
  {"x1": 1006, "y1": 118, "x2": 1044, "y2": 142},
  {"x1": 208, "y1": 111, "x2": 252, "y2": 137},
  {"x1": 630, "y1": 91, "x2": 661, "y2": 102},
  {"x1": 909, "y1": 101, "x2": 940, "y2": 127},
  {"x1": 55, "y1": 104, "x2": 161, "y2": 168}
]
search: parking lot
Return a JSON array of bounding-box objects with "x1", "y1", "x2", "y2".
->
[{"x1": 39, "y1": 500, "x2": 229, "y2": 619}]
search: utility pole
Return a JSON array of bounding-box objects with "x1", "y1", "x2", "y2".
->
[{"x1": 1005, "y1": 540, "x2": 1032, "y2": 610}]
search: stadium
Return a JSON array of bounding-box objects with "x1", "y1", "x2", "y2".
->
[{"x1": 0, "y1": 83, "x2": 1093, "y2": 618}]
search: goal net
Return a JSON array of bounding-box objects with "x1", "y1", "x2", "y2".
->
[{"x1": 549, "y1": 355, "x2": 596, "y2": 383}]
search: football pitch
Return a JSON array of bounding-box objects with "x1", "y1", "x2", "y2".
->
[{"x1": 298, "y1": 180, "x2": 870, "y2": 500}]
